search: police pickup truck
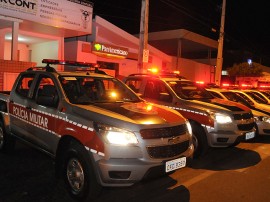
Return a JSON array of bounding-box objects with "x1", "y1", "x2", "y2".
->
[
  {"x1": 0, "y1": 60, "x2": 193, "y2": 201},
  {"x1": 124, "y1": 73, "x2": 256, "y2": 158}
]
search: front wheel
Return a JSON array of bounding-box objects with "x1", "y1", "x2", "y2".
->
[
  {"x1": 62, "y1": 141, "x2": 102, "y2": 201},
  {"x1": 0, "y1": 122, "x2": 16, "y2": 153},
  {"x1": 191, "y1": 123, "x2": 209, "y2": 158}
]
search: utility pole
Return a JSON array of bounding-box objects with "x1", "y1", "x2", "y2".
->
[
  {"x1": 138, "y1": 0, "x2": 149, "y2": 73},
  {"x1": 215, "y1": 0, "x2": 226, "y2": 85}
]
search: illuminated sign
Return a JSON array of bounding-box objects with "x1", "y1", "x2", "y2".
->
[
  {"x1": 92, "y1": 42, "x2": 129, "y2": 59},
  {"x1": 0, "y1": 0, "x2": 93, "y2": 33}
]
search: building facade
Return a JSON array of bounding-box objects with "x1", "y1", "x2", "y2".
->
[{"x1": 0, "y1": 1, "x2": 218, "y2": 90}]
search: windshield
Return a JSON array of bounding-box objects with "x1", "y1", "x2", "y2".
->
[
  {"x1": 59, "y1": 76, "x2": 141, "y2": 104},
  {"x1": 167, "y1": 80, "x2": 213, "y2": 100},
  {"x1": 222, "y1": 91, "x2": 253, "y2": 107},
  {"x1": 245, "y1": 91, "x2": 268, "y2": 104},
  {"x1": 261, "y1": 91, "x2": 270, "y2": 99},
  {"x1": 234, "y1": 92, "x2": 255, "y2": 106}
]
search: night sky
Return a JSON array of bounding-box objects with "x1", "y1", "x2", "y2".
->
[{"x1": 89, "y1": 0, "x2": 270, "y2": 68}]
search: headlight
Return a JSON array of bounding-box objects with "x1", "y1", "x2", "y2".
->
[
  {"x1": 211, "y1": 112, "x2": 232, "y2": 124},
  {"x1": 261, "y1": 116, "x2": 270, "y2": 123},
  {"x1": 254, "y1": 116, "x2": 259, "y2": 122},
  {"x1": 186, "y1": 121, "x2": 192, "y2": 135},
  {"x1": 97, "y1": 124, "x2": 138, "y2": 145}
]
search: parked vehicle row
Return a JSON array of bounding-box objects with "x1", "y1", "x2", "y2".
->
[
  {"x1": 0, "y1": 60, "x2": 194, "y2": 201},
  {"x1": 1, "y1": 60, "x2": 265, "y2": 201},
  {"x1": 124, "y1": 73, "x2": 256, "y2": 158},
  {"x1": 206, "y1": 88, "x2": 270, "y2": 136}
]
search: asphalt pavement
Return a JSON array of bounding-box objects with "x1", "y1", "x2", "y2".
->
[{"x1": 1, "y1": 136, "x2": 270, "y2": 202}]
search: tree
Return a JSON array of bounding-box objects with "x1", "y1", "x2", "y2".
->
[{"x1": 226, "y1": 62, "x2": 263, "y2": 77}]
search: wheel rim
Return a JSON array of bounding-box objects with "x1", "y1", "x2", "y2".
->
[
  {"x1": 66, "y1": 158, "x2": 85, "y2": 193},
  {"x1": 0, "y1": 128, "x2": 4, "y2": 149}
]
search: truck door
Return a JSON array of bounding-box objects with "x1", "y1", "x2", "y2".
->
[
  {"x1": 9, "y1": 73, "x2": 35, "y2": 139},
  {"x1": 24, "y1": 74, "x2": 60, "y2": 154}
]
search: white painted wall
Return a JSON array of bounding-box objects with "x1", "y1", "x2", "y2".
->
[
  {"x1": 173, "y1": 57, "x2": 213, "y2": 82},
  {"x1": 65, "y1": 41, "x2": 97, "y2": 63},
  {"x1": 30, "y1": 41, "x2": 59, "y2": 66}
]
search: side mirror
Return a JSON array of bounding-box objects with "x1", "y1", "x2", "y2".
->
[{"x1": 136, "y1": 93, "x2": 143, "y2": 97}]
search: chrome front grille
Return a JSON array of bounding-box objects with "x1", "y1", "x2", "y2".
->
[
  {"x1": 140, "y1": 125, "x2": 187, "y2": 139},
  {"x1": 237, "y1": 122, "x2": 255, "y2": 131},
  {"x1": 147, "y1": 140, "x2": 190, "y2": 158},
  {"x1": 233, "y1": 112, "x2": 253, "y2": 120}
]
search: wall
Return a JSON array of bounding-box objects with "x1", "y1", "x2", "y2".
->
[
  {"x1": 172, "y1": 57, "x2": 213, "y2": 82},
  {"x1": 65, "y1": 40, "x2": 139, "y2": 78},
  {"x1": 4, "y1": 41, "x2": 30, "y2": 62},
  {"x1": 3, "y1": 72, "x2": 19, "y2": 91},
  {"x1": 65, "y1": 41, "x2": 97, "y2": 63},
  {"x1": 64, "y1": 39, "x2": 214, "y2": 82},
  {"x1": 30, "y1": 41, "x2": 59, "y2": 66},
  {"x1": 0, "y1": 60, "x2": 36, "y2": 91},
  {"x1": 118, "y1": 60, "x2": 138, "y2": 78}
]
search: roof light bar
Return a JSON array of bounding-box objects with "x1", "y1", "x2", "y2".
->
[{"x1": 42, "y1": 59, "x2": 97, "y2": 67}]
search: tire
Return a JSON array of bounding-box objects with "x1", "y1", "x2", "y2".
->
[
  {"x1": 0, "y1": 122, "x2": 16, "y2": 153},
  {"x1": 191, "y1": 123, "x2": 209, "y2": 158},
  {"x1": 62, "y1": 141, "x2": 102, "y2": 201},
  {"x1": 254, "y1": 123, "x2": 259, "y2": 138}
]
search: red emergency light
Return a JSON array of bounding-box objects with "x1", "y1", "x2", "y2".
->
[
  {"x1": 259, "y1": 85, "x2": 270, "y2": 88},
  {"x1": 241, "y1": 83, "x2": 253, "y2": 88},
  {"x1": 147, "y1": 67, "x2": 159, "y2": 74},
  {"x1": 196, "y1": 81, "x2": 205, "y2": 85},
  {"x1": 221, "y1": 83, "x2": 239, "y2": 89}
]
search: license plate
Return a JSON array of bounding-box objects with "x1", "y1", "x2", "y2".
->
[
  {"x1": 165, "y1": 157, "x2": 186, "y2": 173},
  {"x1": 245, "y1": 131, "x2": 255, "y2": 140}
]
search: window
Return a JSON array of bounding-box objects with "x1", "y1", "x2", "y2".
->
[
  {"x1": 60, "y1": 76, "x2": 140, "y2": 104},
  {"x1": 144, "y1": 80, "x2": 172, "y2": 102},
  {"x1": 15, "y1": 74, "x2": 35, "y2": 97},
  {"x1": 235, "y1": 93, "x2": 254, "y2": 106},
  {"x1": 168, "y1": 80, "x2": 213, "y2": 100},
  {"x1": 125, "y1": 79, "x2": 142, "y2": 93},
  {"x1": 245, "y1": 92, "x2": 267, "y2": 104},
  {"x1": 35, "y1": 75, "x2": 59, "y2": 108},
  {"x1": 209, "y1": 91, "x2": 223, "y2": 99}
]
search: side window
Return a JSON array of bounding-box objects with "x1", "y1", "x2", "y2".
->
[
  {"x1": 125, "y1": 79, "x2": 142, "y2": 93},
  {"x1": 35, "y1": 75, "x2": 59, "y2": 108},
  {"x1": 144, "y1": 80, "x2": 172, "y2": 102},
  {"x1": 236, "y1": 93, "x2": 254, "y2": 106},
  {"x1": 157, "y1": 82, "x2": 173, "y2": 102},
  {"x1": 144, "y1": 80, "x2": 159, "y2": 100},
  {"x1": 209, "y1": 91, "x2": 223, "y2": 99},
  {"x1": 253, "y1": 92, "x2": 267, "y2": 101},
  {"x1": 246, "y1": 92, "x2": 267, "y2": 104},
  {"x1": 15, "y1": 74, "x2": 35, "y2": 98}
]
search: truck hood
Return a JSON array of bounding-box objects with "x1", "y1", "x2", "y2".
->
[
  {"x1": 72, "y1": 101, "x2": 185, "y2": 126},
  {"x1": 187, "y1": 98, "x2": 250, "y2": 113}
]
